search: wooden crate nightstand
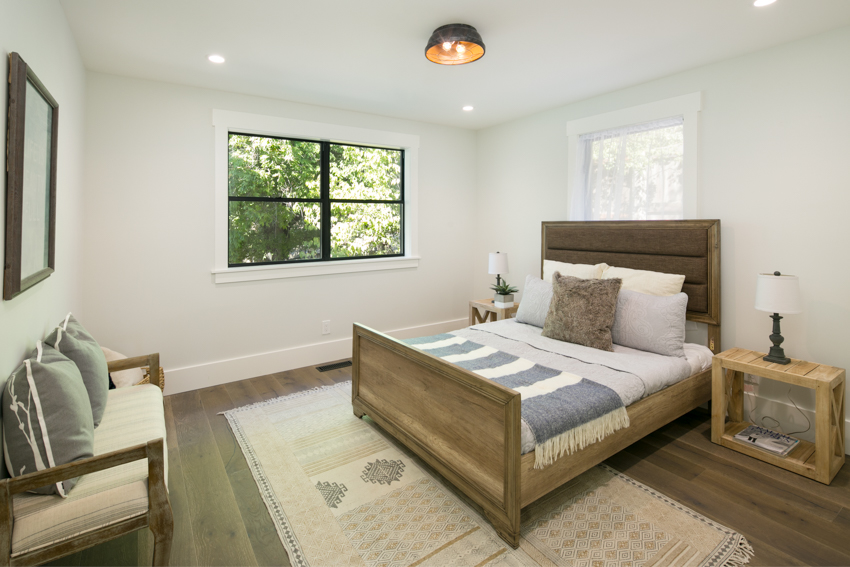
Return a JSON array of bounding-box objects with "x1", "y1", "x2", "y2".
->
[
  {"x1": 469, "y1": 298, "x2": 519, "y2": 326},
  {"x1": 711, "y1": 348, "x2": 846, "y2": 485}
]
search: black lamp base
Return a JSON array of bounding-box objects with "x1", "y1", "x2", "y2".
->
[
  {"x1": 763, "y1": 351, "x2": 791, "y2": 365},
  {"x1": 764, "y1": 313, "x2": 791, "y2": 365}
]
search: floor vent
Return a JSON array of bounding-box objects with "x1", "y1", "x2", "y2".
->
[{"x1": 316, "y1": 360, "x2": 352, "y2": 372}]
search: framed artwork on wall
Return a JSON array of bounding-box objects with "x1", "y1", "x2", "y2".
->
[{"x1": 4, "y1": 52, "x2": 59, "y2": 300}]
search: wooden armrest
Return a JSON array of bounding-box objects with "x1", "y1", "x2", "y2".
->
[
  {"x1": 0, "y1": 439, "x2": 167, "y2": 563},
  {"x1": 2, "y1": 440, "x2": 161, "y2": 496},
  {"x1": 107, "y1": 353, "x2": 162, "y2": 389}
]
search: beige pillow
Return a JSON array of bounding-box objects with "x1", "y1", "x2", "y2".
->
[
  {"x1": 541, "y1": 272, "x2": 622, "y2": 351},
  {"x1": 542, "y1": 260, "x2": 608, "y2": 283},
  {"x1": 602, "y1": 266, "x2": 685, "y2": 297},
  {"x1": 101, "y1": 346, "x2": 145, "y2": 388}
]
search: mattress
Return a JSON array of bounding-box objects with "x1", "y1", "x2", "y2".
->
[{"x1": 451, "y1": 319, "x2": 713, "y2": 454}]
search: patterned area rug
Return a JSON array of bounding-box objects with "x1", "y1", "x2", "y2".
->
[{"x1": 223, "y1": 382, "x2": 753, "y2": 567}]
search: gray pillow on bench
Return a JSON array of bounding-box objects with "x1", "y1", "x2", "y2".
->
[
  {"x1": 45, "y1": 313, "x2": 109, "y2": 427},
  {"x1": 3, "y1": 342, "x2": 94, "y2": 496}
]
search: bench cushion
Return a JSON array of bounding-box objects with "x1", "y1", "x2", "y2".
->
[{"x1": 11, "y1": 384, "x2": 167, "y2": 557}]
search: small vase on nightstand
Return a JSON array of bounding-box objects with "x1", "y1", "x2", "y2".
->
[{"x1": 494, "y1": 294, "x2": 514, "y2": 308}]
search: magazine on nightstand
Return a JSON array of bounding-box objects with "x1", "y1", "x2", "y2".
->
[{"x1": 733, "y1": 424, "x2": 800, "y2": 457}]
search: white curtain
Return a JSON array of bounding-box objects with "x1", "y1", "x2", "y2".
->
[{"x1": 570, "y1": 116, "x2": 685, "y2": 221}]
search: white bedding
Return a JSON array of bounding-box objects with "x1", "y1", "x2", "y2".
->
[{"x1": 451, "y1": 319, "x2": 713, "y2": 454}]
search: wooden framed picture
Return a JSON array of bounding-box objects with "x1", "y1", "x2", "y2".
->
[{"x1": 4, "y1": 52, "x2": 59, "y2": 300}]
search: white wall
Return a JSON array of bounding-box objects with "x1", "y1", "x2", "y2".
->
[
  {"x1": 81, "y1": 73, "x2": 477, "y2": 394},
  {"x1": 0, "y1": 0, "x2": 87, "y2": 379},
  {"x1": 475, "y1": 26, "x2": 850, "y2": 447}
]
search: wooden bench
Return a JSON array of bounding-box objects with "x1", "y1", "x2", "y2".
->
[{"x1": 0, "y1": 354, "x2": 173, "y2": 566}]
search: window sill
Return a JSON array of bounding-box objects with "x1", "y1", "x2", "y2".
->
[{"x1": 212, "y1": 256, "x2": 420, "y2": 284}]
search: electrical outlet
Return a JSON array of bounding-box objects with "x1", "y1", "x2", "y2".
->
[
  {"x1": 744, "y1": 373, "x2": 759, "y2": 385},
  {"x1": 322, "y1": 320, "x2": 331, "y2": 335}
]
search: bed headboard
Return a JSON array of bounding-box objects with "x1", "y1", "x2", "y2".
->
[{"x1": 541, "y1": 220, "x2": 721, "y2": 352}]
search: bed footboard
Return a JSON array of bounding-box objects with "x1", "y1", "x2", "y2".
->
[{"x1": 352, "y1": 323, "x2": 522, "y2": 547}]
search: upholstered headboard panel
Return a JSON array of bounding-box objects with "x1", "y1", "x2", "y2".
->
[{"x1": 541, "y1": 220, "x2": 720, "y2": 327}]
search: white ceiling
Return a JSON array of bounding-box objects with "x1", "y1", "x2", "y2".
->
[{"x1": 60, "y1": 0, "x2": 850, "y2": 130}]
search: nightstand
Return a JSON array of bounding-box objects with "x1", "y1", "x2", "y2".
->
[
  {"x1": 468, "y1": 298, "x2": 520, "y2": 326},
  {"x1": 711, "y1": 348, "x2": 846, "y2": 485}
]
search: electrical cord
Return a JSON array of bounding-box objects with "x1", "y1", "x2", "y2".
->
[{"x1": 744, "y1": 381, "x2": 811, "y2": 437}]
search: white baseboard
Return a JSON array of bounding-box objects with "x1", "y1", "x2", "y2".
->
[
  {"x1": 163, "y1": 318, "x2": 468, "y2": 395},
  {"x1": 743, "y1": 391, "x2": 850, "y2": 456}
]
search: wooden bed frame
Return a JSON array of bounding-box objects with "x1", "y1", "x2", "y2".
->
[{"x1": 352, "y1": 220, "x2": 720, "y2": 547}]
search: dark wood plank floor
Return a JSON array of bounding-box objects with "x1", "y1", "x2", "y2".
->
[{"x1": 48, "y1": 362, "x2": 849, "y2": 566}]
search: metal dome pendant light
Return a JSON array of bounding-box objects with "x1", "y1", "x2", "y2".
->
[{"x1": 425, "y1": 24, "x2": 485, "y2": 65}]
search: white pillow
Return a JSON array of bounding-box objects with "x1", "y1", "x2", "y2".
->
[
  {"x1": 602, "y1": 266, "x2": 685, "y2": 297},
  {"x1": 515, "y1": 275, "x2": 554, "y2": 328},
  {"x1": 101, "y1": 346, "x2": 145, "y2": 388},
  {"x1": 542, "y1": 260, "x2": 608, "y2": 283}
]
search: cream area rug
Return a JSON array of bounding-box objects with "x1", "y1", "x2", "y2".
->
[{"x1": 223, "y1": 382, "x2": 753, "y2": 567}]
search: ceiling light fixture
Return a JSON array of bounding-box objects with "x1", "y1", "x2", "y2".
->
[
  {"x1": 425, "y1": 24, "x2": 485, "y2": 65},
  {"x1": 208, "y1": 54, "x2": 225, "y2": 63},
  {"x1": 463, "y1": 106, "x2": 474, "y2": 111},
  {"x1": 753, "y1": 0, "x2": 776, "y2": 6}
]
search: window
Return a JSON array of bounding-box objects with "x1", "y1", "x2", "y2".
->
[
  {"x1": 567, "y1": 93, "x2": 701, "y2": 221},
  {"x1": 575, "y1": 117, "x2": 684, "y2": 220},
  {"x1": 211, "y1": 110, "x2": 419, "y2": 284},
  {"x1": 228, "y1": 134, "x2": 403, "y2": 266}
]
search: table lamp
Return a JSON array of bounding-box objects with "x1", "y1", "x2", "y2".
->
[
  {"x1": 488, "y1": 252, "x2": 509, "y2": 287},
  {"x1": 754, "y1": 271, "x2": 802, "y2": 364}
]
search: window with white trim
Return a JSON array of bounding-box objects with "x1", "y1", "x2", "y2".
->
[
  {"x1": 567, "y1": 93, "x2": 701, "y2": 221},
  {"x1": 211, "y1": 111, "x2": 420, "y2": 284}
]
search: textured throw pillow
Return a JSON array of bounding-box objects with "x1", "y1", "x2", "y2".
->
[
  {"x1": 515, "y1": 275, "x2": 554, "y2": 328},
  {"x1": 602, "y1": 266, "x2": 685, "y2": 296},
  {"x1": 611, "y1": 290, "x2": 688, "y2": 358},
  {"x1": 542, "y1": 272, "x2": 622, "y2": 351},
  {"x1": 101, "y1": 346, "x2": 145, "y2": 388},
  {"x1": 542, "y1": 260, "x2": 608, "y2": 283},
  {"x1": 3, "y1": 342, "x2": 95, "y2": 496},
  {"x1": 44, "y1": 313, "x2": 109, "y2": 427}
]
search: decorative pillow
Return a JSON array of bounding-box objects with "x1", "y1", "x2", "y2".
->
[
  {"x1": 515, "y1": 275, "x2": 554, "y2": 328},
  {"x1": 101, "y1": 347, "x2": 145, "y2": 388},
  {"x1": 3, "y1": 342, "x2": 95, "y2": 496},
  {"x1": 611, "y1": 290, "x2": 688, "y2": 358},
  {"x1": 602, "y1": 266, "x2": 685, "y2": 296},
  {"x1": 542, "y1": 272, "x2": 622, "y2": 351},
  {"x1": 44, "y1": 313, "x2": 109, "y2": 427},
  {"x1": 542, "y1": 260, "x2": 608, "y2": 283}
]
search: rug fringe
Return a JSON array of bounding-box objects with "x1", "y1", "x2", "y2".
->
[
  {"x1": 219, "y1": 380, "x2": 351, "y2": 416},
  {"x1": 720, "y1": 538, "x2": 754, "y2": 567},
  {"x1": 534, "y1": 407, "x2": 630, "y2": 469}
]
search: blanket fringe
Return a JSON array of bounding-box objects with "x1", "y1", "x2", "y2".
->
[
  {"x1": 720, "y1": 538, "x2": 754, "y2": 567},
  {"x1": 534, "y1": 407, "x2": 630, "y2": 469}
]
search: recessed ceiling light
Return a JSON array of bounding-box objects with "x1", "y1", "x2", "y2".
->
[
  {"x1": 753, "y1": 0, "x2": 776, "y2": 6},
  {"x1": 208, "y1": 55, "x2": 225, "y2": 63},
  {"x1": 463, "y1": 106, "x2": 474, "y2": 111}
]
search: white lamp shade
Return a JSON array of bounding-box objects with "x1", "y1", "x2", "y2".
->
[
  {"x1": 488, "y1": 252, "x2": 509, "y2": 275},
  {"x1": 754, "y1": 273, "x2": 802, "y2": 314}
]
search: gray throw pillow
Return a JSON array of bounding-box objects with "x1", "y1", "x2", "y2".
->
[
  {"x1": 3, "y1": 342, "x2": 95, "y2": 496},
  {"x1": 542, "y1": 272, "x2": 622, "y2": 351},
  {"x1": 515, "y1": 275, "x2": 554, "y2": 328},
  {"x1": 45, "y1": 313, "x2": 109, "y2": 427},
  {"x1": 612, "y1": 290, "x2": 688, "y2": 358}
]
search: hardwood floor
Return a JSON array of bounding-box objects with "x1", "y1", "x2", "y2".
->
[{"x1": 48, "y1": 362, "x2": 849, "y2": 566}]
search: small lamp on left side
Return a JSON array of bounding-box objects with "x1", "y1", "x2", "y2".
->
[{"x1": 488, "y1": 252, "x2": 509, "y2": 287}]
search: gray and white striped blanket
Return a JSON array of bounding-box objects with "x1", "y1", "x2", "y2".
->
[{"x1": 404, "y1": 333, "x2": 629, "y2": 469}]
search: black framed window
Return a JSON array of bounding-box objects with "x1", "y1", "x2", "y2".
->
[{"x1": 227, "y1": 133, "x2": 404, "y2": 266}]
